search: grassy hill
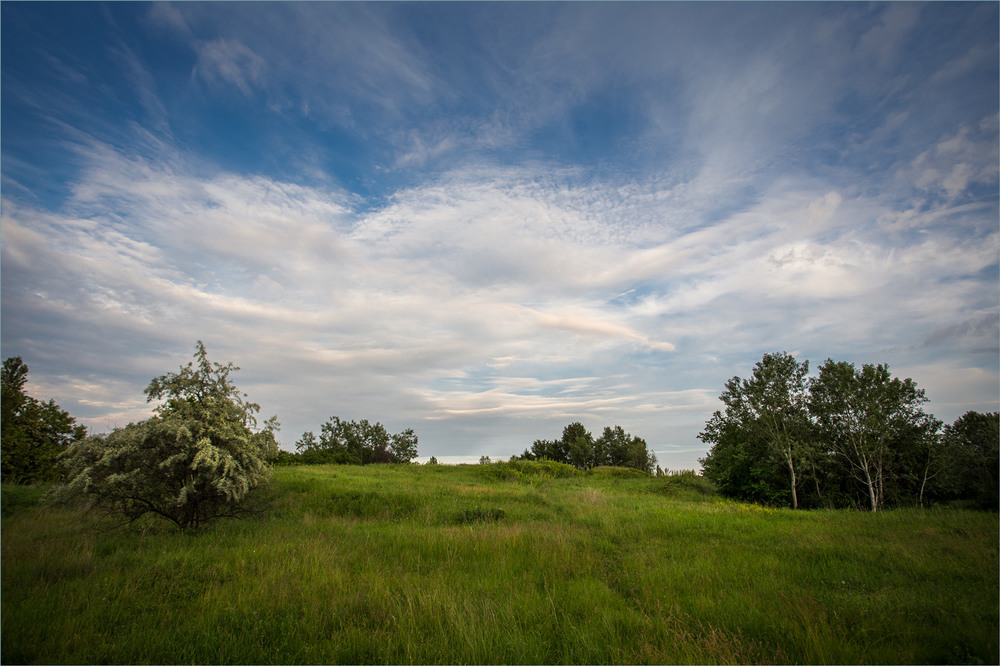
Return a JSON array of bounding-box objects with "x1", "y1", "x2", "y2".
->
[{"x1": 2, "y1": 461, "x2": 997, "y2": 664}]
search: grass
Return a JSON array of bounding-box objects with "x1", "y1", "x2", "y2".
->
[{"x1": 2, "y1": 462, "x2": 997, "y2": 664}]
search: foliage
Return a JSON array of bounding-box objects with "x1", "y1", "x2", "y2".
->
[
  {"x1": 809, "y1": 359, "x2": 936, "y2": 512},
  {"x1": 521, "y1": 422, "x2": 656, "y2": 473},
  {"x1": 933, "y1": 411, "x2": 1000, "y2": 509},
  {"x1": 701, "y1": 353, "x2": 951, "y2": 511},
  {"x1": 49, "y1": 342, "x2": 277, "y2": 530},
  {"x1": 649, "y1": 470, "x2": 718, "y2": 501},
  {"x1": 703, "y1": 353, "x2": 813, "y2": 509},
  {"x1": 294, "y1": 416, "x2": 418, "y2": 464},
  {"x1": 476, "y1": 458, "x2": 583, "y2": 482},
  {"x1": 1, "y1": 356, "x2": 87, "y2": 483}
]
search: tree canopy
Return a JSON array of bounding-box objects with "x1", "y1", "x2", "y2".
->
[
  {"x1": 700, "y1": 352, "x2": 979, "y2": 511},
  {"x1": 1, "y1": 356, "x2": 87, "y2": 483},
  {"x1": 519, "y1": 422, "x2": 656, "y2": 473},
  {"x1": 50, "y1": 342, "x2": 278, "y2": 530},
  {"x1": 293, "y1": 416, "x2": 419, "y2": 465}
]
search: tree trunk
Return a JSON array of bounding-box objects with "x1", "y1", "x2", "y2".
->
[
  {"x1": 786, "y1": 449, "x2": 798, "y2": 510},
  {"x1": 860, "y1": 454, "x2": 877, "y2": 512}
]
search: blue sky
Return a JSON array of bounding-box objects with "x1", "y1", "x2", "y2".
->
[{"x1": 2, "y1": 2, "x2": 997, "y2": 468}]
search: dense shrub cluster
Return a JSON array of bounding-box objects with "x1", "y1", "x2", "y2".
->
[{"x1": 476, "y1": 459, "x2": 583, "y2": 482}]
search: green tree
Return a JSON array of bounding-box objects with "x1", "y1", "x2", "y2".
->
[
  {"x1": 936, "y1": 411, "x2": 999, "y2": 509},
  {"x1": 809, "y1": 360, "x2": 932, "y2": 512},
  {"x1": 594, "y1": 425, "x2": 656, "y2": 473},
  {"x1": 1, "y1": 356, "x2": 87, "y2": 483},
  {"x1": 563, "y1": 422, "x2": 595, "y2": 469},
  {"x1": 704, "y1": 353, "x2": 813, "y2": 509},
  {"x1": 700, "y1": 416, "x2": 790, "y2": 505},
  {"x1": 530, "y1": 437, "x2": 567, "y2": 464},
  {"x1": 390, "y1": 428, "x2": 419, "y2": 464},
  {"x1": 296, "y1": 416, "x2": 418, "y2": 464},
  {"x1": 50, "y1": 342, "x2": 278, "y2": 530}
]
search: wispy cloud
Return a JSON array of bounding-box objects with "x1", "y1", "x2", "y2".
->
[{"x1": 2, "y1": 2, "x2": 996, "y2": 467}]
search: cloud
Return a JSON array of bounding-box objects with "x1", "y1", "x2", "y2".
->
[
  {"x1": 193, "y1": 38, "x2": 266, "y2": 97},
  {"x1": 2, "y1": 2, "x2": 997, "y2": 468},
  {"x1": 4, "y1": 134, "x2": 996, "y2": 467}
]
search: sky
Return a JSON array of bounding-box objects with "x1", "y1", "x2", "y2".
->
[{"x1": 2, "y1": 2, "x2": 997, "y2": 469}]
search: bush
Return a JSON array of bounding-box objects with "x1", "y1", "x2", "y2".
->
[
  {"x1": 475, "y1": 459, "x2": 582, "y2": 482},
  {"x1": 49, "y1": 342, "x2": 277, "y2": 530},
  {"x1": 652, "y1": 470, "x2": 717, "y2": 498},
  {"x1": 589, "y1": 465, "x2": 649, "y2": 479}
]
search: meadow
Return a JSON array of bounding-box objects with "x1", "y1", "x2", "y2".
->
[{"x1": 2, "y1": 461, "x2": 997, "y2": 664}]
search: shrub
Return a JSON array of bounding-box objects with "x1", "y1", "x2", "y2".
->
[
  {"x1": 652, "y1": 470, "x2": 717, "y2": 498},
  {"x1": 49, "y1": 342, "x2": 277, "y2": 530}
]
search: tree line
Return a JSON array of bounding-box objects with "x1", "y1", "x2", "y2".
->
[
  {"x1": 698, "y1": 352, "x2": 998, "y2": 511},
  {"x1": 512, "y1": 422, "x2": 657, "y2": 473},
  {"x1": 3, "y1": 344, "x2": 995, "y2": 531},
  {"x1": 286, "y1": 417, "x2": 419, "y2": 465}
]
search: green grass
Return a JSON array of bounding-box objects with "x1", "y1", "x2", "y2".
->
[{"x1": 3, "y1": 463, "x2": 997, "y2": 664}]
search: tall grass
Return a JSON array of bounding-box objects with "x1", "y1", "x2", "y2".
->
[{"x1": 2, "y1": 463, "x2": 996, "y2": 664}]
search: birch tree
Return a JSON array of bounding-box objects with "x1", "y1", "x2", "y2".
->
[
  {"x1": 809, "y1": 360, "x2": 930, "y2": 512},
  {"x1": 704, "y1": 352, "x2": 812, "y2": 509}
]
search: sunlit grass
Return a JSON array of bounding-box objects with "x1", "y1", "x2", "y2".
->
[{"x1": 2, "y1": 463, "x2": 997, "y2": 664}]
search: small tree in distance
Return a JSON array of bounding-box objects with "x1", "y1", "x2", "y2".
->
[{"x1": 51, "y1": 342, "x2": 278, "y2": 530}]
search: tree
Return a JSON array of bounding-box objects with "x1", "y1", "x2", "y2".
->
[
  {"x1": 528, "y1": 423, "x2": 655, "y2": 473},
  {"x1": 704, "y1": 353, "x2": 813, "y2": 509},
  {"x1": 530, "y1": 437, "x2": 568, "y2": 465},
  {"x1": 563, "y1": 422, "x2": 595, "y2": 469},
  {"x1": 700, "y1": 415, "x2": 790, "y2": 505},
  {"x1": 295, "y1": 416, "x2": 418, "y2": 464},
  {"x1": 594, "y1": 425, "x2": 657, "y2": 473},
  {"x1": 1, "y1": 356, "x2": 87, "y2": 483},
  {"x1": 390, "y1": 428, "x2": 419, "y2": 464},
  {"x1": 51, "y1": 342, "x2": 278, "y2": 530},
  {"x1": 809, "y1": 360, "x2": 932, "y2": 512},
  {"x1": 936, "y1": 411, "x2": 999, "y2": 509}
]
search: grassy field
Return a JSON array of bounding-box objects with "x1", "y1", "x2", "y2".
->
[{"x1": 2, "y1": 461, "x2": 997, "y2": 664}]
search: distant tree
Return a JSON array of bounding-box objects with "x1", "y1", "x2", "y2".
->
[
  {"x1": 479, "y1": 455, "x2": 492, "y2": 465},
  {"x1": 390, "y1": 428, "x2": 419, "y2": 464},
  {"x1": 427, "y1": 456, "x2": 439, "y2": 465},
  {"x1": 1, "y1": 356, "x2": 87, "y2": 483},
  {"x1": 530, "y1": 437, "x2": 568, "y2": 465},
  {"x1": 528, "y1": 423, "x2": 654, "y2": 473},
  {"x1": 296, "y1": 416, "x2": 418, "y2": 465},
  {"x1": 563, "y1": 422, "x2": 595, "y2": 469},
  {"x1": 592, "y1": 425, "x2": 656, "y2": 473},
  {"x1": 50, "y1": 342, "x2": 278, "y2": 530},
  {"x1": 809, "y1": 360, "x2": 933, "y2": 512}
]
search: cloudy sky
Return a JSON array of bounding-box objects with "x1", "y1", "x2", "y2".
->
[{"x1": 2, "y1": 2, "x2": 997, "y2": 468}]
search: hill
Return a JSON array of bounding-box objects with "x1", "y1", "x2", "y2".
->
[{"x1": 2, "y1": 462, "x2": 997, "y2": 663}]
